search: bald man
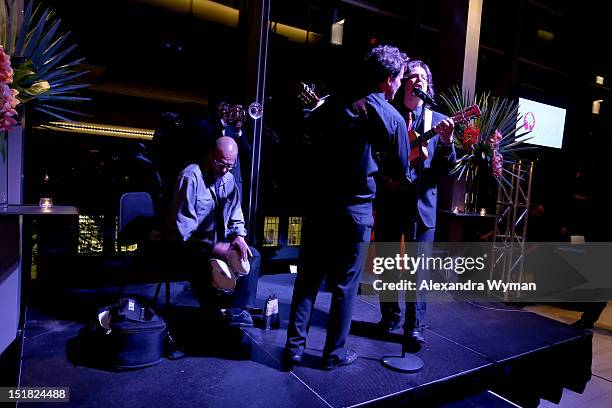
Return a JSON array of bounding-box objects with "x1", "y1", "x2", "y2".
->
[{"x1": 168, "y1": 136, "x2": 260, "y2": 327}]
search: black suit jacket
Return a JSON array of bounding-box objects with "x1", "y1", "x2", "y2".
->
[{"x1": 191, "y1": 118, "x2": 253, "y2": 199}]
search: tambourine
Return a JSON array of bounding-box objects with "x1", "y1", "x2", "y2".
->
[
  {"x1": 210, "y1": 249, "x2": 251, "y2": 293},
  {"x1": 226, "y1": 247, "x2": 251, "y2": 277},
  {"x1": 210, "y1": 258, "x2": 236, "y2": 293}
]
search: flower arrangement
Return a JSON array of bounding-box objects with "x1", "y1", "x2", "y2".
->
[
  {"x1": 1, "y1": 0, "x2": 90, "y2": 160},
  {"x1": 0, "y1": 45, "x2": 20, "y2": 133},
  {"x1": 441, "y1": 86, "x2": 534, "y2": 198}
]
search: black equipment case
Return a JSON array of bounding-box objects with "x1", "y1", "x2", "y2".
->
[{"x1": 100, "y1": 298, "x2": 167, "y2": 369}]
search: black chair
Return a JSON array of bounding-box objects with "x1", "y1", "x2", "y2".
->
[{"x1": 118, "y1": 191, "x2": 172, "y2": 306}]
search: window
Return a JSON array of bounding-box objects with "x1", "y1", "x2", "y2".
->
[
  {"x1": 263, "y1": 216, "x2": 280, "y2": 247},
  {"x1": 288, "y1": 217, "x2": 303, "y2": 246},
  {"x1": 78, "y1": 214, "x2": 104, "y2": 255},
  {"x1": 115, "y1": 216, "x2": 138, "y2": 253}
]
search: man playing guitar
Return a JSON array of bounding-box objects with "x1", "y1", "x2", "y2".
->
[
  {"x1": 297, "y1": 60, "x2": 479, "y2": 350},
  {"x1": 375, "y1": 60, "x2": 455, "y2": 346}
]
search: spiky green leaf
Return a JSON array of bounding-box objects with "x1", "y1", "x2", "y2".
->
[
  {"x1": 39, "y1": 103, "x2": 90, "y2": 117},
  {"x1": 12, "y1": 0, "x2": 33, "y2": 55},
  {"x1": 33, "y1": 106, "x2": 77, "y2": 122},
  {"x1": 30, "y1": 19, "x2": 61, "y2": 65},
  {"x1": 40, "y1": 31, "x2": 70, "y2": 61},
  {"x1": 19, "y1": 7, "x2": 50, "y2": 57},
  {"x1": 38, "y1": 43, "x2": 77, "y2": 75},
  {"x1": 1, "y1": 1, "x2": 8, "y2": 46},
  {"x1": 3, "y1": 1, "x2": 90, "y2": 123},
  {"x1": 48, "y1": 70, "x2": 88, "y2": 87}
]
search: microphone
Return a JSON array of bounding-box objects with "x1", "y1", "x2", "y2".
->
[{"x1": 412, "y1": 87, "x2": 437, "y2": 107}]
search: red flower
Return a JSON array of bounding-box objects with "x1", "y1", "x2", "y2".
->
[{"x1": 460, "y1": 125, "x2": 479, "y2": 150}]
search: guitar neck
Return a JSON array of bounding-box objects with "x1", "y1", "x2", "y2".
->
[
  {"x1": 407, "y1": 105, "x2": 479, "y2": 149},
  {"x1": 409, "y1": 127, "x2": 438, "y2": 149}
]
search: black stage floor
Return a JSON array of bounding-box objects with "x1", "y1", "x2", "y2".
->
[{"x1": 19, "y1": 274, "x2": 593, "y2": 408}]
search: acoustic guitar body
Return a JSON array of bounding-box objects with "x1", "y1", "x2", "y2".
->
[{"x1": 408, "y1": 129, "x2": 429, "y2": 165}]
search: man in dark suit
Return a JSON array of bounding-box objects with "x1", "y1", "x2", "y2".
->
[
  {"x1": 375, "y1": 60, "x2": 456, "y2": 345},
  {"x1": 192, "y1": 102, "x2": 253, "y2": 205},
  {"x1": 283, "y1": 45, "x2": 410, "y2": 370}
]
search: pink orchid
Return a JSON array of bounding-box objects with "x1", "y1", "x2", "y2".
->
[
  {"x1": 0, "y1": 84, "x2": 19, "y2": 104},
  {"x1": 491, "y1": 149, "x2": 503, "y2": 178},
  {"x1": 0, "y1": 46, "x2": 14, "y2": 85},
  {"x1": 0, "y1": 116, "x2": 18, "y2": 131},
  {"x1": 0, "y1": 83, "x2": 20, "y2": 131},
  {"x1": 490, "y1": 129, "x2": 503, "y2": 147}
]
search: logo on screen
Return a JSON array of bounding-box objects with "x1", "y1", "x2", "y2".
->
[{"x1": 523, "y1": 112, "x2": 536, "y2": 131}]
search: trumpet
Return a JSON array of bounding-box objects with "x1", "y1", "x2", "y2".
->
[
  {"x1": 216, "y1": 101, "x2": 263, "y2": 126},
  {"x1": 247, "y1": 102, "x2": 263, "y2": 119}
]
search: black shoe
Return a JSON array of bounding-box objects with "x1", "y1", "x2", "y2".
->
[
  {"x1": 227, "y1": 308, "x2": 254, "y2": 327},
  {"x1": 281, "y1": 348, "x2": 303, "y2": 371},
  {"x1": 408, "y1": 327, "x2": 425, "y2": 344},
  {"x1": 376, "y1": 318, "x2": 401, "y2": 333},
  {"x1": 201, "y1": 308, "x2": 225, "y2": 327},
  {"x1": 322, "y1": 349, "x2": 358, "y2": 370},
  {"x1": 571, "y1": 318, "x2": 594, "y2": 330}
]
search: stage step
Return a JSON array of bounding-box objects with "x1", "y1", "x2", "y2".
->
[{"x1": 441, "y1": 390, "x2": 522, "y2": 408}]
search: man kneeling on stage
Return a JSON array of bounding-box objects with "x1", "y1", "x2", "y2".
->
[{"x1": 168, "y1": 136, "x2": 260, "y2": 326}]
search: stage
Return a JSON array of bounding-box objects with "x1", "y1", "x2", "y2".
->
[{"x1": 19, "y1": 274, "x2": 592, "y2": 407}]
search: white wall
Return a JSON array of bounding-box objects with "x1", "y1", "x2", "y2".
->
[{"x1": 0, "y1": 218, "x2": 21, "y2": 355}]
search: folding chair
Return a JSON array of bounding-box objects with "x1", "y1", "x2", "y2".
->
[{"x1": 118, "y1": 191, "x2": 171, "y2": 306}]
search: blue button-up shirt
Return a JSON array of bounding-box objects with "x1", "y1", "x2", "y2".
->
[{"x1": 168, "y1": 164, "x2": 246, "y2": 250}]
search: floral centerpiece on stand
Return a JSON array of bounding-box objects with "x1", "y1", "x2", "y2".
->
[
  {"x1": 1, "y1": 0, "x2": 89, "y2": 204},
  {"x1": 1, "y1": 0, "x2": 90, "y2": 144},
  {"x1": 441, "y1": 86, "x2": 534, "y2": 213}
]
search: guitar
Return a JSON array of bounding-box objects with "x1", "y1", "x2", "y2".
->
[
  {"x1": 298, "y1": 84, "x2": 481, "y2": 163},
  {"x1": 408, "y1": 104, "x2": 481, "y2": 164}
]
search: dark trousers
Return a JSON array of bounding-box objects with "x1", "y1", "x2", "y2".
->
[
  {"x1": 286, "y1": 203, "x2": 373, "y2": 358},
  {"x1": 190, "y1": 246, "x2": 261, "y2": 312},
  {"x1": 376, "y1": 190, "x2": 434, "y2": 331},
  {"x1": 579, "y1": 302, "x2": 607, "y2": 325}
]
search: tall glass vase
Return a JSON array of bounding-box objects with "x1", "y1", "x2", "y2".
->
[
  {"x1": 464, "y1": 166, "x2": 479, "y2": 213},
  {"x1": 0, "y1": 130, "x2": 7, "y2": 209}
]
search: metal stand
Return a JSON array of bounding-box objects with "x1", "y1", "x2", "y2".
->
[
  {"x1": 381, "y1": 346, "x2": 424, "y2": 373},
  {"x1": 489, "y1": 160, "x2": 534, "y2": 300}
]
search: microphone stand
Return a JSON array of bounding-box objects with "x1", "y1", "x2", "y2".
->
[{"x1": 380, "y1": 109, "x2": 426, "y2": 374}]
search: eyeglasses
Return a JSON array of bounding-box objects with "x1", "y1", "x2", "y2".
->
[{"x1": 214, "y1": 159, "x2": 235, "y2": 171}]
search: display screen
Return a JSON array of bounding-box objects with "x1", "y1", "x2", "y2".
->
[{"x1": 517, "y1": 97, "x2": 566, "y2": 149}]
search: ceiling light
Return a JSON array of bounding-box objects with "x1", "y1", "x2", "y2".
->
[{"x1": 536, "y1": 30, "x2": 554, "y2": 41}]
